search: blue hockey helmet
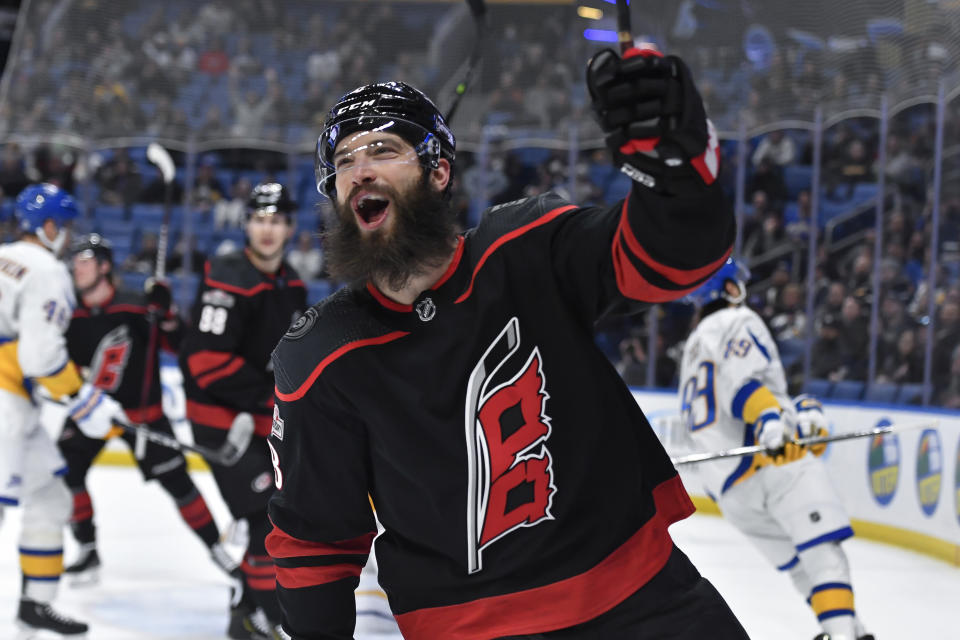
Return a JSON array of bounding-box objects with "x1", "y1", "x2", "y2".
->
[
  {"x1": 15, "y1": 183, "x2": 79, "y2": 253},
  {"x1": 686, "y1": 258, "x2": 751, "y2": 307}
]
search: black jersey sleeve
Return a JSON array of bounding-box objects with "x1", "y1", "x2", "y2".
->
[
  {"x1": 180, "y1": 278, "x2": 273, "y2": 411},
  {"x1": 267, "y1": 319, "x2": 378, "y2": 639},
  {"x1": 545, "y1": 176, "x2": 734, "y2": 321}
]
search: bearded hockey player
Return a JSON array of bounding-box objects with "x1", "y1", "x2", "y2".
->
[
  {"x1": 57, "y1": 233, "x2": 235, "y2": 584},
  {"x1": 179, "y1": 181, "x2": 306, "y2": 639},
  {"x1": 266, "y1": 46, "x2": 750, "y2": 640},
  {"x1": 678, "y1": 258, "x2": 874, "y2": 640},
  {"x1": 0, "y1": 184, "x2": 126, "y2": 635}
]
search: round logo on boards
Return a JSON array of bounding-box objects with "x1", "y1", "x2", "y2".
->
[
  {"x1": 867, "y1": 418, "x2": 899, "y2": 507},
  {"x1": 916, "y1": 428, "x2": 942, "y2": 517},
  {"x1": 955, "y1": 438, "x2": 960, "y2": 526}
]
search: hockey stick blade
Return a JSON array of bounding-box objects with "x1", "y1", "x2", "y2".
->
[
  {"x1": 671, "y1": 419, "x2": 938, "y2": 466},
  {"x1": 112, "y1": 413, "x2": 253, "y2": 467},
  {"x1": 146, "y1": 142, "x2": 175, "y2": 185}
]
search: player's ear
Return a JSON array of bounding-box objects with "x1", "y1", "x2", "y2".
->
[{"x1": 430, "y1": 158, "x2": 451, "y2": 192}]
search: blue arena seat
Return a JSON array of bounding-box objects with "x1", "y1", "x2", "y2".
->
[
  {"x1": 864, "y1": 382, "x2": 898, "y2": 403},
  {"x1": 895, "y1": 383, "x2": 924, "y2": 405},
  {"x1": 830, "y1": 380, "x2": 864, "y2": 401},
  {"x1": 802, "y1": 378, "x2": 832, "y2": 399}
]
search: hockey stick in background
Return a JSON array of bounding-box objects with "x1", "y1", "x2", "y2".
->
[
  {"x1": 111, "y1": 412, "x2": 255, "y2": 467},
  {"x1": 671, "y1": 420, "x2": 938, "y2": 466},
  {"x1": 445, "y1": 0, "x2": 487, "y2": 123},
  {"x1": 136, "y1": 142, "x2": 177, "y2": 459},
  {"x1": 616, "y1": 0, "x2": 632, "y2": 54}
]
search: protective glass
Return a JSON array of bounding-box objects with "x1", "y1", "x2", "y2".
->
[{"x1": 315, "y1": 117, "x2": 441, "y2": 199}]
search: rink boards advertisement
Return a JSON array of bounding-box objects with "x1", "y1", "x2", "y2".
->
[
  {"x1": 636, "y1": 389, "x2": 960, "y2": 566},
  {"x1": 89, "y1": 365, "x2": 960, "y2": 565}
]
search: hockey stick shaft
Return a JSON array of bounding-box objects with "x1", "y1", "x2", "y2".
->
[
  {"x1": 616, "y1": 0, "x2": 632, "y2": 54},
  {"x1": 111, "y1": 412, "x2": 254, "y2": 467},
  {"x1": 671, "y1": 420, "x2": 938, "y2": 466},
  {"x1": 446, "y1": 0, "x2": 487, "y2": 123}
]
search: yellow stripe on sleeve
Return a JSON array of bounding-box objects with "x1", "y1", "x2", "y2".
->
[
  {"x1": 34, "y1": 360, "x2": 83, "y2": 400},
  {"x1": 0, "y1": 340, "x2": 29, "y2": 398},
  {"x1": 809, "y1": 587, "x2": 855, "y2": 618},
  {"x1": 742, "y1": 385, "x2": 780, "y2": 425}
]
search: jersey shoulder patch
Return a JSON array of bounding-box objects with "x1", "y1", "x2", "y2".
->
[{"x1": 272, "y1": 288, "x2": 403, "y2": 397}]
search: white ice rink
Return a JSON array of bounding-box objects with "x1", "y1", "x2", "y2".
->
[{"x1": 1, "y1": 466, "x2": 956, "y2": 639}]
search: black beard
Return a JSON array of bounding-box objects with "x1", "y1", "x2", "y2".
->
[{"x1": 324, "y1": 174, "x2": 457, "y2": 292}]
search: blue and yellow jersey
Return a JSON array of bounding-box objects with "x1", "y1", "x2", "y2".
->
[{"x1": 0, "y1": 241, "x2": 83, "y2": 400}]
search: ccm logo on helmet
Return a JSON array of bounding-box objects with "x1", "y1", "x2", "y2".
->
[{"x1": 336, "y1": 99, "x2": 376, "y2": 116}]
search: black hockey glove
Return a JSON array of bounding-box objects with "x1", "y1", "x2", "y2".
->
[
  {"x1": 144, "y1": 277, "x2": 172, "y2": 314},
  {"x1": 586, "y1": 47, "x2": 719, "y2": 195}
]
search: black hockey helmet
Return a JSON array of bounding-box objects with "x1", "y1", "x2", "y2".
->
[
  {"x1": 247, "y1": 181, "x2": 296, "y2": 220},
  {"x1": 72, "y1": 232, "x2": 114, "y2": 266},
  {"x1": 315, "y1": 81, "x2": 456, "y2": 199}
]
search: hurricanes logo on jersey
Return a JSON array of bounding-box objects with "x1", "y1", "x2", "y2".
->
[
  {"x1": 89, "y1": 325, "x2": 132, "y2": 393},
  {"x1": 464, "y1": 317, "x2": 556, "y2": 574}
]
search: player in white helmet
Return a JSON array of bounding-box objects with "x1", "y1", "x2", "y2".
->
[
  {"x1": 0, "y1": 183, "x2": 125, "y2": 636},
  {"x1": 678, "y1": 258, "x2": 874, "y2": 640}
]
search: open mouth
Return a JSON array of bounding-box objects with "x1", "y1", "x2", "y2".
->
[{"x1": 351, "y1": 192, "x2": 391, "y2": 230}]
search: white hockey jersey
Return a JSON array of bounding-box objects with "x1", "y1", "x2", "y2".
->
[
  {"x1": 678, "y1": 305, "x2": 793, "y2": 499},
  {"x1": 0, "y1": 240, "x2": 78, "y2": 400}
]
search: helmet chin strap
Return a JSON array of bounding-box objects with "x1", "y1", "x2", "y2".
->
[
  {"x1": 35, "y1": 226, "x2": 67, "y2": 254},
  {"x1": 722, "y1": 279, "x2": 747, "y2": 305}
]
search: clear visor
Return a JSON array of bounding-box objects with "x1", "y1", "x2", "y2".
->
[{"x1": 315, "y1": 117, "x2": 440, "y2": 199}]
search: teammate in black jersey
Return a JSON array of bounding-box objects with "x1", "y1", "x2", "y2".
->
[
  {"x1": 57, "y1": 233, "x2": 234, "y2": 584},
  {"x1": 266, "y1": 48, "x2": 750, "y2": 639},
  {"x1": 179, "y1": 183, "x2": 306, "y2": 640}
]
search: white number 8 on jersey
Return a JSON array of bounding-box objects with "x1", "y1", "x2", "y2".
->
[{"x1": 198, "y1": 305, "x2": 228, "y2": 335}]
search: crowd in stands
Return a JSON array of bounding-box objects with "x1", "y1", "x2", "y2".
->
[{"x1": 0, "y1": 0, "x2": 958, "y2": 407}]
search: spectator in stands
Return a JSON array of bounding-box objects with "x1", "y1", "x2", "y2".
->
[
  {"x1": 166, "y1": 236, "x2": 206, "y2": 275},
  {"x1": 192, "y1": 160, "x2": 226, "y2": 212},
  {"x1": 229, "y1": 69, "x2": 274, "y2": 138},
  {"x1": 879, "y1": 256, "x2": 914, "y2": 302},
  {"x1": 845, "y1": 249, "x2": 873, "y2": 300},
  {"x1": 287, "y1": 230, "x2": 323, "y2": 281},
  {"x1": 768, "y1": 282, "x2": 806, "y2": 342},
  {"x1": 936, "y1": 344, "x2": 960, "y2": 408},
  {"x1": 196, "y1": 0, "x2": 236, "y2": 38},
  {"x1": 123, "y1": 231, "x2": 160, "y2": 275},
  {"x1": 751, "y1": 130, "x2": 796, "y2": 168},
  {"x1": 743, "y1": 210, "x2": 788, "y2": 281},
  {"x1": 214, "y1": 177, "x2": 252, "y2": 230},
  {"x1": 138, "y1": 164, "x2": 184, "y2": 204},
  {"x1": 0, "y1": 144, "x2": 30, "y2": 197},
  {"x1": 784, "y1": 188, "x2": 813, "y2": 241},
  {"x1": 746, "y1": 158, "x2": 788, "y2": 205},
  {"x1": 198, "y1": 105, "x2": 229, "y2": 140},
  {"x1": 811, "y1": 314, "x2": 848, "y2": 381},
  {"x1": 933, "y1": 300, "x2": 960, "y2": 382},
  {"x1": 817, "y1": 281, "x2": 847, "y2": 322},
  {"x1": 883, "y1": 134, "x2": 922, "y2": 199},
  {"x1": 231, "y1": 36, "x2": 261, "y2": 78},
  {"x1": 197, "y1": 36, "x2": 230, "y2": 76},
  {"x1": 839, "y1": 295, "x2": 869, "y2": 380},
  {"x1": 877, "y1": 327, "x2": 922, "y2": 385},
  {"x1": 96, "y1": 149, "x2": 142, "y2": 210},
  {"x1": 825, "y1": 138, "x2": 874, "y2": 201}
]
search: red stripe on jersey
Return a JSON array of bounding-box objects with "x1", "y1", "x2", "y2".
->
[
  {"x1": 455, "y1": 205, "x2": 577, "y2": 304},
  {"x1": 105, "y1": 303, "x2": 149, "y2": 315},
  {"x1": 186, "y1": 400, "x2": 273, "y2": 436},
  {"x1": 367, "y1": 283, "x2": 412, "y2": 312},
  {"x1": 124, "y1": 404, "x2": 164, "y2": 423},
  {"x1": 195, "y1": 356, "x2": 245, "y2": 389},
  {"x1": 275, "y1": 564, "x2": 361, "y2": 589},
  {"x1": 204, "y1": 261, "x2": 274, "y2": 297},
  {"x1": 615, "y1": 199, "x2": 733, "y2": 286},
  {"x1": 242, "y1": 555, "x2": 277, "y2": 590},
  {"x1": 274, "y1": 332, "x2": 410, "y2": 402},
  {"x1": 431, "y1": 235, "x2": 465, "y2": 290},
  {"x1": 611, "y1": 233, "x2": 731, "y2": 303},
  {"x1": 266, "y1": 527, "x2": 375, "y2": 560},
  {"x1": 247, "y1": 575, "x2": 278, "y2": 590},
  {"x1": 179, "y1": 495, "x2": 214, "y2": 529},
  {"x1": 187, "y1": 351, "x2": 233, "y2": 377},
  {"x1": 394, "y1": 475, "x2": 694, "y2": 640}
]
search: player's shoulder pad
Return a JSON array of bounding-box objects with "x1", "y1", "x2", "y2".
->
[
  {"x1": 479, "y1": 191, "x2": 573, "y2": 229},
  {"x1": 204, "y1": 251, "x2": 263, "y2": 293},
  {"x1": 272, "y1": 288, "x2": 398, "y2": 397}
]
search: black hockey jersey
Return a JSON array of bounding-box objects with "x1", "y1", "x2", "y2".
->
[
  {"x1": 179, "y1": 249, "x2": 306, "y2": 437},
  {"x1": 67, "y1": 287, "x2": 180, "y2": 423},
  {"x1": 267, "y1": 187, "x2": 734, "y2": 640}
]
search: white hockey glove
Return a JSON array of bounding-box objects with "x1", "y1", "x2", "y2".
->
[
  {"x1": 754, "y1": 409, "x2": 791, "y2": 450},
  {"x1": 792, "y1": 394, "x2": 828, "y2": 456},
  {"x1": 66, "y1": 383, "x2": 126, "y2": 440}
]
